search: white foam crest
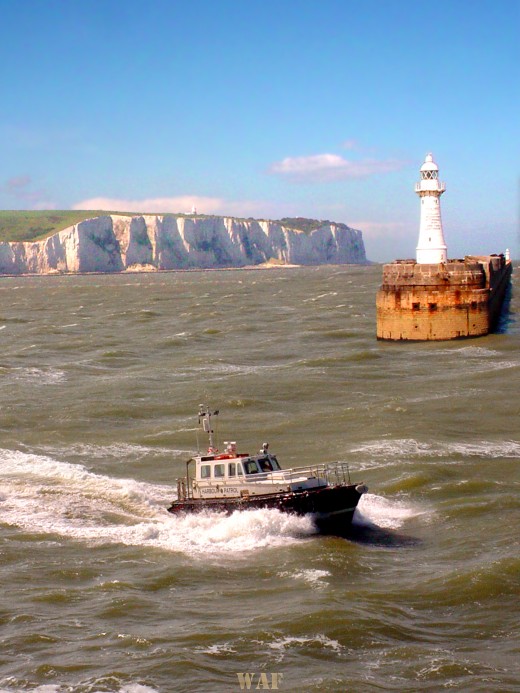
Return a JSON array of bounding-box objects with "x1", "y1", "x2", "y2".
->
[
  {"x1": 0, "y1": 450, "x2": 316, "y2": 555},
  {"x1": 195, "y1": 642, "x2": 237, "y2": 655},
  {"x1": 303, "y1": 291, "x2": 338, "y2": 302},
  {"x1": 266, "y1": 634, "x2": 344, "y2": 662},
  {"x1": 0, "y1": 686, "x2": 159, "y2": 693},
  {"x1": 353, "y1": 438, "x2": 436, "y2": 460},
  {"x1": 154, "y1": 508, "x2": 316, "y2": 554},
  {"x1": 463, "y1": 359, "x2": 518, "y2": 373},
  {"x1": 192, "y1": 362, "x2": 286, "y2": 378},
  {"x1": 443, "y1": 440, "x2": 520, "y2": 458},
  {"x1": 0, "y1": 449, "x2": 172, "y2": 536},
  {"x1": 2, "y1": 448, "x2": 93, "y2": 482},
  {"x1": 278, "y1": 568, "x2": 331, "y2": 589},
  {"x1": 454, "y1": 345, "x2": 501, "y2": 357},
  {"x1": 353, "y1": 493, "x2": 423, "y2": 530},
  {"x1": 39, "y1": 442, "x2": 182, "y2": 461},
  {"x1": 10, "y1": 366, "x2": 66, "y2": 384},
  {"x1": 352, "y1": 438, "x2": 520, "y2": 461},
  {"x1": 0, "y1": 449, "x2": 169, "y2": 505},
  {"x1": 0, "y1": 688, "x2": 62, "y2": 693},
  {"x1": 429, "y1": 345, "x2": 519, "y2": 373}
]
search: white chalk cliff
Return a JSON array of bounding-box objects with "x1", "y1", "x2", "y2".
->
[{"x1": 0, "y1": 215, "x2": 367, "y2": 274}]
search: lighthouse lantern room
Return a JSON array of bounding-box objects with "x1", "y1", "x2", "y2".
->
[{"x1": 415, "y1": 153, "x2": 447, "y2": 264}]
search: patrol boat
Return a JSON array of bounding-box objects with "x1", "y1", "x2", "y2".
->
[{"x1": 167, "y1": 406, "x2": 368, "y2": 534}]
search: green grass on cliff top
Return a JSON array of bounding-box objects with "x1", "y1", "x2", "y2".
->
[
  {"x1": 0, "y1": 210, "x2": 348, "y2": 243},
  {"x1": 0, "y1": 211, "x2": 116, "y2": 242},
  {"x1": 0, "y1": 210, "x2": 191, "y2": 242}
]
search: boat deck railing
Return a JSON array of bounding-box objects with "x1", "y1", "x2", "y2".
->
[{"x1": 276, "y1": 462, "x2": 352, "y2": 486}]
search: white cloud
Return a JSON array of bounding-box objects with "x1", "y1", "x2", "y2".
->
[
  {"x1": 73, "y1": 195, "x2": 222, "y2": 214},
  {"x1": 268, "y1": 153, "x2": 408, "y2": 182},
  {"x1": 72, "y1": 195, "x2": 268, "y2": 218}
]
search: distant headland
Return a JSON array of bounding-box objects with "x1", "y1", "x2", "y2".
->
[{"x1": 0, "y1": 211, "x2": 368, "y2": 275}]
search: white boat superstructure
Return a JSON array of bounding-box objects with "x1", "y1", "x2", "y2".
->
[{"x1": 177, "y1": 442, "x2": 356, "y2": 501}]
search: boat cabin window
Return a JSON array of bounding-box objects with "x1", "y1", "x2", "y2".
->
[
  {"x1": 228, "y1": 462, "x2": 236, "y2": 477},
  {"x1": 259, "y1": 457, "x2": 272, "y2": 472},
  {"x1": 244, "y1": 460, "x2": 260, "y2": 474},
  {"x1": 201, "y1": 465, "x2": 211, "y2": 479},
  {"x1": 237, "y1": 463, "x2": 244, "y2": 476},
  {"x1": 258, "y1": 456, "x2": 280, "y2": 471},
  {"x1": 269, "y1": 456, "x2": 281, "y2": 471},
  {"x1": 214, "y1": 464, "x2": 225, "y2": 478}
]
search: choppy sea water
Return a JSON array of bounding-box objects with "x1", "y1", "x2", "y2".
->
[{"x1": 0, "y1": 264, "x2": 518, "y2": 693}]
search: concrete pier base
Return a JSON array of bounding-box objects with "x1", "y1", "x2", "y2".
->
[{"x1": 376, "y1": 255, "x2": 512, "y2": 341}]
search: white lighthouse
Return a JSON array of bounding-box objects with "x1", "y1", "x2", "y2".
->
[{"x1": 415, "y1": 153, "x2": 447, "y2": 264}]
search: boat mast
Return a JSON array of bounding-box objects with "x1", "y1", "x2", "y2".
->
[{"x1": 198, "y1": 404, "x2": 219, "y2": 453}]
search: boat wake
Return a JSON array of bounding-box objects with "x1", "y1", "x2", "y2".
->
[
  {"x1": 0, "y1": 449, "x2": 420, "y2": 555},
  {"x1": 0, "y1": 449, "x2": 316, "y2": 556}
]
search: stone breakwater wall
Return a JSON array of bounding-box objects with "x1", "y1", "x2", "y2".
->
[
  {"x1": 0, "y1": 215, "x2": 367, "y2": 275},
  {"x1": 376, "y1": 255, "x2": 512, "y2": 341}
]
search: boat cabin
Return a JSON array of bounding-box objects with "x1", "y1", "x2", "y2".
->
[
  {"x1": 174, "y1": 407, "x2": 353, "y2": 502},
  {"x1": 182, "y1": 442, "x2": 289, "y2": 500},
  {"x1": 198, "y1": 448, "x2": 282, "y2": 481}
]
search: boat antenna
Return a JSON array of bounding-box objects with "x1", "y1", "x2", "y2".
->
[{"x1": 198, "y1": 404, "x2": 219, "y2": 454}]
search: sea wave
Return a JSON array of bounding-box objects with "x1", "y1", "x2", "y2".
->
[
  {"x1": 353, "y1": 493, "x2": 424, "y2": 530},
  {"x1": 277, "y1": 568, "x2": 331, "y2": 590},
  {"x1": 351, "y1": 438, "x2": 520, "y2": 463},
  {"x1": 265, "y1": 633, "x2": 345, "y2": 663},
  {"x1": 0, "y1": 685, "x2": 159, "y2": 693},
  {"x1": 8, "y1": 366, "x2": 66, "y2": 384}
]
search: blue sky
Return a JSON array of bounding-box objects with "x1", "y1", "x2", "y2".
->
[{"x1": 1, "y1": 0, "x2": 518, "y2": 261}]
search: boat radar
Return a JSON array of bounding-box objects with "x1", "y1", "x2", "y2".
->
[
  {"x1": 415, "y1": 153, "x2": 447, "y2": 264},
  {"x1": 198, "y1": 405, "x2": 219, "y2": 453}
]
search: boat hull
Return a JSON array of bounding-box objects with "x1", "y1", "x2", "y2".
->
[{"x1": 167, "y1": 483, "x2": 366, "y2": 535}]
